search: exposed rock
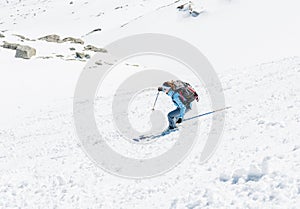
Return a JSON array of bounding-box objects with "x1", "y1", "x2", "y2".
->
[
  {"x1": 75, "y1": 52, "x2": 84, "y2": 59},
  {"x1": 38, "y1": 34, "x2": 84, "y2": 44},
  {"x1": 37, "y1": 56, "x2": 53, "y2": 59},
  {"x1": 115, "y1": 5, "x2": 128, "y2": 10},
  {"x1": 69, "y1": 47, "x2": 76, "y2": 51},
  {"x1": 38, "y1": 34, "x2": 62, "y2": 43},
  {"x1": 14, "y1": 34, "x2": 26, "y2": 39},
  {"x1": 13, "y1": 34, "x2": 34, "y2": 41},
  {"x1": 0, "y1": 33, "x2": 4, "y2": 38},
  {"x1": 84, "y1": 28, "x2": 102, "y2": 36},
  {"x1": 95, "y1": 60, "x2": 102, "y2": 65},
  {"x1": 84, "y1": 45, "x2": 107, "y2": 53},
  {"x1": 62, "y1": 37, "x2": 84, "y2": 44},
  {"x1": 75, "y1": 52, "x2": 90, "y2": 59},
  {"x1": 125, "y1": 63, "x2": 139, "y2": 67},
  {"x1": 96, "y1": 12, "x2": 104, "y2": 17},
  {"x1": 94, "y1": 61, "x2": 113, "y2": 66},
  {"x1": 103, "y1": 61, "x2": 113, "y2": 65},
  {"x1": 1, "y1": 41, "x2": 19, "y2": 50},
  {"x1": 15, "y1": 45, "x2": 36, "y2": 59},
  {"x1": 56, "y1": 54, "x2": 64, "y2": 58}
]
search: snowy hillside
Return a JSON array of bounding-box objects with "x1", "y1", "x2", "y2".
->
[{"x1": 0, "y1": 0, "x2": 300, "y2": 208}]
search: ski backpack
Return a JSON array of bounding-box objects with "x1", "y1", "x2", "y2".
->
[{"x1": 163, "y1": 80, "x2": 199, "y2": 107}]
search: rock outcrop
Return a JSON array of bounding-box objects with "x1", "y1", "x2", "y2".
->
[
  {"x1": 62, "y1": 37, "x2": 84, "y2": 44},
  {"x1": 13, "y1": 34, "x2": 34, "y2": 41},
  {"x1": 38, "y1": 34, "x2": 61, "y2": 43},
  {"x1": 75, "y1": 52, "x2": 90, "y2": 59},
  {"x1": 84, "y1": 45, "x2": 107, "y2": 53},
  {"x1": 38, "y1": 34, "x2": 84, "y2": 44},
  {"x1": 15, "y1": 45, "x2": 36, "y2": 59},
  {"x1": 1, "y1": 41, "x2": 20, "y2": 50}
]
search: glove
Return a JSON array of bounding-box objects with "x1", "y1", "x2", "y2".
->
[
  {"x1": 176, "y1": 118, "x2": 182, "y2": 124},
  {"x1": 194, "y1": 92, "x2": 199, "y2": 102},
  {"x1": 158, "y1": 87, "x2": 163, "y2": 91}
]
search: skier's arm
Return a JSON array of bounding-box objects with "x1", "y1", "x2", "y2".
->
[{"x1": 173, "y1": 93, "x2": 186, "y2": 119}]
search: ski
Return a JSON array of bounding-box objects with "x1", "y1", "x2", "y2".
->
[
  {"x1": 132, "y1": 107, "x2": 231, "y2": 142},
  {"x1": 190, "y1": 7, "x2": 205, "y2": 17},
  {"x1": 132, "y1": 128, "x2": 179, "y2": 142}
]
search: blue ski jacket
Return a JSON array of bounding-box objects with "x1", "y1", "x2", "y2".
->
[{"x1": 167, "y1": 90, "x2": 190, "y2": 119}]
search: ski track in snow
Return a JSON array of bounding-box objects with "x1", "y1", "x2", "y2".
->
[{"x1": 0, "y1": 57, "x2": 299, "y2": 208}]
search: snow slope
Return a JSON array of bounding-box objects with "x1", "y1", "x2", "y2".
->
[{"x1": 0, "y1": 0, "x2": 300, "y2": 208}]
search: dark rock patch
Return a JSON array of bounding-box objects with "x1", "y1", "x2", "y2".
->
[{"x1": 75, "y1": 52, "x2": 90, "y2": 59}]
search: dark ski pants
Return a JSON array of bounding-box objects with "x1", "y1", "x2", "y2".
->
[{"x1": 168, "y1": 108, "x2": 181, "y2": 128}]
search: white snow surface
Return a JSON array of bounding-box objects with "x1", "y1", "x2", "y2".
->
[{"x1": 0, "y1": 0, "x2": 300, "y2": 208}]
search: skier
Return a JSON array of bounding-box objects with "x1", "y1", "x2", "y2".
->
[{"x1": 158, "y1": 80, "x2": 199, "y2": 134}]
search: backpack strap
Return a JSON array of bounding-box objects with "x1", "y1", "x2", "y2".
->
[
  {"x1": 187, "y1": 86, "x2": 199, "y2": 102},
  {"x1": 179, "y1": 91, "x2": 186, "y2": 101}
]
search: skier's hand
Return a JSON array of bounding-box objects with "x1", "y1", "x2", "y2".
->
[
  {"x1": 158, "y1": 87, "x2": 163, "y2": 91},
  {"x1": 176, "y1": 118, "x2": 182, "y2": 124},
  {"x1": 194, "y1": 92, "x2": 199, "y2": 102},
  {"x1": 177, "y1": 5, "x2": 184, "y2": 9}
]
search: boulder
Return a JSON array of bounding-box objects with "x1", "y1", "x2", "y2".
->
[
  {"x1": 15, "y1": 45, "x2": 36, "y2": 59},
  {"x1": 75, "y1": 52, "x2": 84, "y2": 59},
  {"x1": 75, "y1": 52, "x2": 90, "y2": 59},
  {"x1": 38, "y1": 34, "x2": 61, "y2": 43},
  {"x1": 1, "y1": 41, "x2": 19, "y2": 50},
  {"x1": 0, "y1": 33, "x2": 4, "y2": 38},
  {"x1": 84, "y1": 45, "x2": 107, "y2": 53},
  {"x1": 62, "y1": 37, "x2": 84, "y2": 44}
]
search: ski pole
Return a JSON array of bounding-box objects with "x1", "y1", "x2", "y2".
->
[
  {"x1": 183, "y1": 106, "x2": 231, "y2": 121},
  {"x1": 152, "y1": 92, "x2": 160, "y2": 111}
]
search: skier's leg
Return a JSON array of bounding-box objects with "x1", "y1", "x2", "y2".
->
[{"x1": 167, "y1": 108, "x2": 181, "y2": 128}]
